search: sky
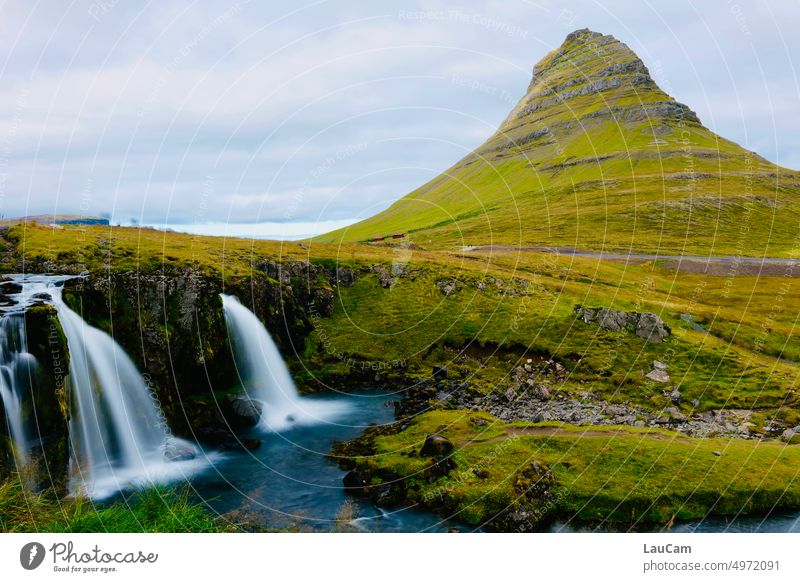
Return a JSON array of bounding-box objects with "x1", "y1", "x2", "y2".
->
[{"x1": 0, "y1": 0, "x2": 798, "y2": 237}]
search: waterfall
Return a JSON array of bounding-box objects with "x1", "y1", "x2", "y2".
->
[
  {"x1": 221, "y1": 294, "x2": 349, "y2": 431},
  {"x1": 0, "y1": 314, "x2": 34, "y2": 468},
  {"x1": 49, "y1": 285, "x2": 208, "y2": 499}
]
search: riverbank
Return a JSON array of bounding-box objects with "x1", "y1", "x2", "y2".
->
[{"x1": 331, "y1": 409, "x2": 800, "y2": 531}]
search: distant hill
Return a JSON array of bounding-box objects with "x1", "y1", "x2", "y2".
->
[
  {"x1": 319, "y1": 29, "x2": 800, "y2": 256},
  {"x1": 0, "y1": 215, "x2": 110, "y2": 226}
]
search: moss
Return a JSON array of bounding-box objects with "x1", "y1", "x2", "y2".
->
[{"x1": 338, "y1": 410, "x2": 800, "y2": 530}]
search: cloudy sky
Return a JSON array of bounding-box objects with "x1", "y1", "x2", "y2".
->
[{"x1": 1, "y1": 0, "x2": 798, "y2": 236}]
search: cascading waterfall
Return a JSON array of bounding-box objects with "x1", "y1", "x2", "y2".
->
[
  {"x1": 49, "y1": 285, "x2": 208, "y2": 499},
  {"x1": 0, "y1": 313, "x2": 34, "y2": 468},
  {"x1": 221, "y1": 294, "x2": 349, "y2": 431}
]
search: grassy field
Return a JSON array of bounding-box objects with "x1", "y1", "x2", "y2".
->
[
  {"x1": 6, "y1": 222, "x2": 800, "y2": 424},
  {"x1": 345, "y1": 409, "x2": 800, "y2": 528},
  {"x1": 0, "y1": 480, "x2": 223, "y2": 533}
]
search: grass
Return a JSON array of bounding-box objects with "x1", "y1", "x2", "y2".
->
[
  {"x1": 7, "y1": 222, "x2": 800, "y2": 421},
  {"x1": 348, "y1": 409, "x2": 800, "y2": 528},
  {"x1": 317, "y1": 31, "x2": 800, "y2": 257},
  {"x1": 0, "y1": 479, "x2": 224, "y2": 533}
]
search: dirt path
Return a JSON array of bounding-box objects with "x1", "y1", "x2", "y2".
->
[{"x1": 460, "y1": 245, "x2": 800, "y2": 277}]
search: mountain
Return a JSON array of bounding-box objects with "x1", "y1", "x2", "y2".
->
[{"x1": 319, "y1": 29, "x2": 800, "y2": 256}]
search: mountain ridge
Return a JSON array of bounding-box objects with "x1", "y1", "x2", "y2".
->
[{"x1": 318, "y1": 29, "x2": 799, "y2": 257}]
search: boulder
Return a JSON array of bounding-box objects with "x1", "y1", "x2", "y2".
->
[
  {"x1": 164, "y1": 440, "x2": 198, "y2": 462},
  {"x1": 667, "y1": 408, "x2": 687, "y2": 423},
  {"x1": 343, "y1": 469, "x2": 370, "y2": 491},
  {"x1": 596, "y1": 308, "x2": 629, "y2": 331},
  {"x1": 226, "y1": 395, "x2": 263, "y2": 429},
  {"x1": 420, "y1": 434, "x2": 454, "y2": 457},
  {"x1": 636, "y1": 312, "x2": 671, "y2": 343},
  {"x1": 531, "y1": 384, "x2": 551, "y2": 401},
  {"x1": 371, "y1": 264, "x2": 392, "y2": 288},
  {"x1": 645, "y1": 368, "x2": 670, "y2": 383}
]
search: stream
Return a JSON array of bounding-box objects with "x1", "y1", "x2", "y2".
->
[{"x1": 190, "y1": 389, "x2": 467, "y2": 532}]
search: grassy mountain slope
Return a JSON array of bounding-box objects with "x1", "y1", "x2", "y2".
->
[{"x1": 319, "y1": 29, "x2": 800, "y2": 256}]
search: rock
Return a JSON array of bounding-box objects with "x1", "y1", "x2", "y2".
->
[
  {"x1": 633, "y1": 420, "x2": 646, "y2": 428},
  {"x1": 653, "y1": 360, "x2": 668, "y2": 370},
  {"x1": 241, "y1": 438, "x2": 261, "y2": 451},
  {"x1": 668, "y1": 408, "x2": 687, "y2": 423},
  {"x1": 371, "y1": 264, "x2": 392, "y2": 288},
  {"x1": 470, "y1": 417, "x2": 487, "y2": 427},
  {"x1": 781, "y1": 428, "x2": 796, "y2": 442},
  {"x1": 669, "y1": 390, "x2": 681, "y2": 405},
  {"x1": 645, "y1": 369, "x2": 670, "y2": 383},
  {"x1": 713, "y1": 451, "x2": 722, "y2": 457},
  {"x1": 636, "y1": 312, "x2": 671, "y2": 343},
  {"x1": 426, "y1": 456, "x2": 457, "y2": 477},
  {"x1": 0, "y1": 282, "x2": 22, "y2": 294},
  {"x1": 227, "y1": 395, "x2": 263, "y2": 428},
  {"x1": 504, "y1": 387, "x2": 517, "y2": 402},
  {"x1": 420, "y1": 434, "x2": 454, "y2": 457},
  {"x1": 531, "y1": 384, "x2": 551, "y2": 401},
  {"x1": 576, "y1": 305, "x2": 670, "y2": 343},
  {"x1": 432, "y1": 366, "x2": 448, "y2": 380},
  {"x1": 164, "y1": 440, "x2": 197, "y2": 462},
  {"x1": 436, "y1": 279, "x2": 458, "y2": 296},
  {"x1": 336, "y1": 267, "x2": 356, "y2": 287},
  {"x1": 596, "y1": 308, "x2": 629, "y2": 331},
  {"x1": 343, "y1": 470, "x2": 370, "y2": 491}
]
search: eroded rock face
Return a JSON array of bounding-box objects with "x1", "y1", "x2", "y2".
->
[{"x1": 575, "y1": 305, "x2": 671, "y2": 343}]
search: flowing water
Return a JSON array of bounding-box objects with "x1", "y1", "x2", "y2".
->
[
  {"x1": 0, "y1": 274, "x2": 72, "y2": 469},
  {"x1": 0, "y1": 314, "x2": 34, "y2": 468},
  {"x1": 50, "y1": 285, "x2": 211, "y2": 499},
  {"x1": 191, "y1": 389, "x2": 468, "y2": 532},
  {"x1": 4, "y1": 275, "x2": 799, "y2": 531},
  {"x1": 221, "y1": 294, "x2": 349, "y2": 431}
]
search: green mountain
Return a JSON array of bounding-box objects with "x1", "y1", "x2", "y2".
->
[{"x1": 320, "y1": 29, "x2": 800, "y2": 256}]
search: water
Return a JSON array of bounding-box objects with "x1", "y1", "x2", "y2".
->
[
  {"x1": 221, "y1": 294, "x2": 349, "y2": 431},
  {"x1": 34, "y1": 278, "x2": 211, "y2": 499},
  {"x1": 0, "y1": 274, "x2": 71, "y2": 469},
  {"x1": 0, "y1": 314, "x2": 34, "y2": 468},
  {"x1": 191, "y1": 390, "x2": 467, "y2": 532}
]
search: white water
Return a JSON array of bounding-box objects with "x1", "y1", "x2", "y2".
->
[
  {"x1": 221, "y1": 294, "x2": 349, "y2": 431},
  {"x1": 45, "y1": 283, "x2": 210, "y2": 499},
  {"x1": 0, "y1": 314, "x2": 33, "y2": 468}
]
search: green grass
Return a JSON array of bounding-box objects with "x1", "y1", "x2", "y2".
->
[
  {"x1": 0, "y1": 480, "x2": 224, "y2": 533},
  {"x1": 9, "y1": 222, "x2": 800, "y2": 418},
  {"x1": 349, "y1": 410, "x2": 800, "y2": 528},
  {"x1": 318, "y1": 31, "x2": 800, "y2": 257}
]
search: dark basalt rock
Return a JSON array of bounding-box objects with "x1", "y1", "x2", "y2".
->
[
  {"x1": 420, "y1": 434, "x2": 454, "y2": 458},
  {"x1": 225, "y1": 395, "x2": 263, "y2": 429},
  {"x1": 0, "y1": 281, "x2": 22, "y2": 294},
  {"x1": 343, "y1": 469, "x2": 370, "y2": 491}
]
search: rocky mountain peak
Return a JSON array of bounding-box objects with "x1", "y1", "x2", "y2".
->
[{"x1": 499, "y1": 29, "x2": 700, "y2": 132}]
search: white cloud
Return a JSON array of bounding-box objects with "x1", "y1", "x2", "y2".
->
[{"x1": 0, "y1": 0, "x2": 797, "y2": 226}]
